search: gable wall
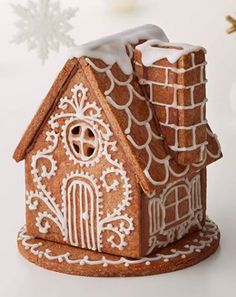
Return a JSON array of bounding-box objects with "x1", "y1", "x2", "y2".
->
[{"x1": 24, "y1": 67, "x2": 142, "y2": 258}]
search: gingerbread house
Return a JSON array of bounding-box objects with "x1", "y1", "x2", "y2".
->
[{"x1": 14, "y1": 24, "x2": 222, "y2": 276}]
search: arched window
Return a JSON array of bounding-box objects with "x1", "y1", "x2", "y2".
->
[{"x1": 163, "y1": 183, "x2": 191, "y2": 229}]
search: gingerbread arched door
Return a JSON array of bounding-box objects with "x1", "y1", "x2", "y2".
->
[{"x1": 64, "y1": 176, "x2": 97, "y2": 251}]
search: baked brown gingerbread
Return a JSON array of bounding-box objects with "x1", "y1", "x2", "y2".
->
[{"x1": 14, "y1": 24, "x2": 222, "y2": 276}]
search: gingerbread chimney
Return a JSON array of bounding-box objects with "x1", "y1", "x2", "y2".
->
[{"x1": 134, "y1": 40, "x2": 208, "y2": 165}]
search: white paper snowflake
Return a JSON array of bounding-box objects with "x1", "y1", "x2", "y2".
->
[{"x1": 12, "y1": 0, "x2": 78, "y2": 63}]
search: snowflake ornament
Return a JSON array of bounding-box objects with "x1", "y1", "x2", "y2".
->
[{"x1": 12, "y1": 0, "x2": 78, "y2": 63}]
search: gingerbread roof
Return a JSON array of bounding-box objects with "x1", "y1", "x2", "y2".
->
[
  {"x1": 13, "y1": 58, "x2": 80, "y2": 162},
  {"x1": 13, "y1": 25, "x2": 222, "y2": 193}
]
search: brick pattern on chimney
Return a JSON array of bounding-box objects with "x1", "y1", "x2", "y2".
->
[{"x1": 134, "y1": 49, "x2": 208, "y2": 165}]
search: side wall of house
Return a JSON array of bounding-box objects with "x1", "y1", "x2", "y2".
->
[
  {"x1": 24, "y1": 66, "x2": 142, "y2": 258},
  {"x1": 141, "y1": 169, "x2": 206, "y2": 256}
]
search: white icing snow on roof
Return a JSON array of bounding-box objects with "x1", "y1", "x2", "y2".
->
[
  {"x1": 136, "y1": 39, "x2": 206, "y2": 66},
  {"x1": 69, "y1": 24, "x2": 169, "y2": 75}
]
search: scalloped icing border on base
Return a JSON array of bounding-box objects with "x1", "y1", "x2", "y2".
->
[{"x1": 17, "y1": 218, "x2": 219, "y2": 269}]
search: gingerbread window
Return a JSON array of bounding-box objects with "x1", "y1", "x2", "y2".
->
[
  {"x1": 64, "y1": 120, "x2": 101, "y2": 166},
  {"x1": 163, "y1": 184, "x2": 191, "y2": 228},
  {"x1": 70, "y1": 124, "x2": 97, "y2": 159}
]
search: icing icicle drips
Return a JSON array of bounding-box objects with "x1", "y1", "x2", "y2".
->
[
  {"x1": 69, "y1": 24, "x2": 169, "y2": 75},
  {"x1": 136, "y1": 39, "x2": 206, "y2": 66}
]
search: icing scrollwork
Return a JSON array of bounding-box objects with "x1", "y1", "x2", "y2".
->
[
  {"x1": 26, "y1": 130, "x2": 66, "y2": 237},
  {"x1": 49, "y1": 82, "x2": 112, "y2": 167},
  {"x1": 26, "y1": 82, "x2": 134, "y2": 252},
  {"x1": 98, "y1": 142, "x2": 134, "y2": 250}
]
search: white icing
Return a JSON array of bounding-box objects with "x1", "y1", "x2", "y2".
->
[
  {"x1": 67, "y1": 25, "x2": 220, "y2": 185},
  {"x1": 136, "y1": 39, "x2": 206, "y2": 66},
  {"x1": 98, "y1": 142, "x2": 134, "y2": 251},
  {"x1": 136, "y1": 60, "x2": 208, "y2": 75},
  {"x1": 51, "y1": 82, "x2": 112, "y2": 167},
  {"x1": 138, "y1": 51, "x2": 209, "y2": 161},
  {"x1": 27, "y1": 82, "x2": 134, "y2": 253},
  {"x1": 17, "y1": 218, "x2": 219, "y2": 267},
  {"x1": 69, "y1": 24, "x2": 169, "y2": 75},
  {"x1": 61, "y1": 171, "x2": 101, "y2": 250},
  {"x1": 86, "y1": 58, "x2": 221, "y2": 187},
  {"x1": 148, "y1": 174, "x2": 203, "y2": 254},
  {"x1": 26, "y1": 131, "x2": 66, "y2": 237}
]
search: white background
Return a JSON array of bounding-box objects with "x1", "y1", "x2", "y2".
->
[{"x1": 0, "y1": 0, "x2": 236, "y2": 296}]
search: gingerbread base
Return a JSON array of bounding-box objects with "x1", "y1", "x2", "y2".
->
[{"x1": 17, "y1": 218, "x2": 220, "y2": 277}]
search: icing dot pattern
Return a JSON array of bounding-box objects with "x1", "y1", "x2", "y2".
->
[{"x1": 17, "y1": 218, "x2": 219, "y2": 267}]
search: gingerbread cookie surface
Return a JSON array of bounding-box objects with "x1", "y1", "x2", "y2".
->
[
  {"x1": 18, "y1": 218, "x2": 220, "y2": 277},
  {"x1": 13, "y1": 24, "x2": 222, "y2": 276}
]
